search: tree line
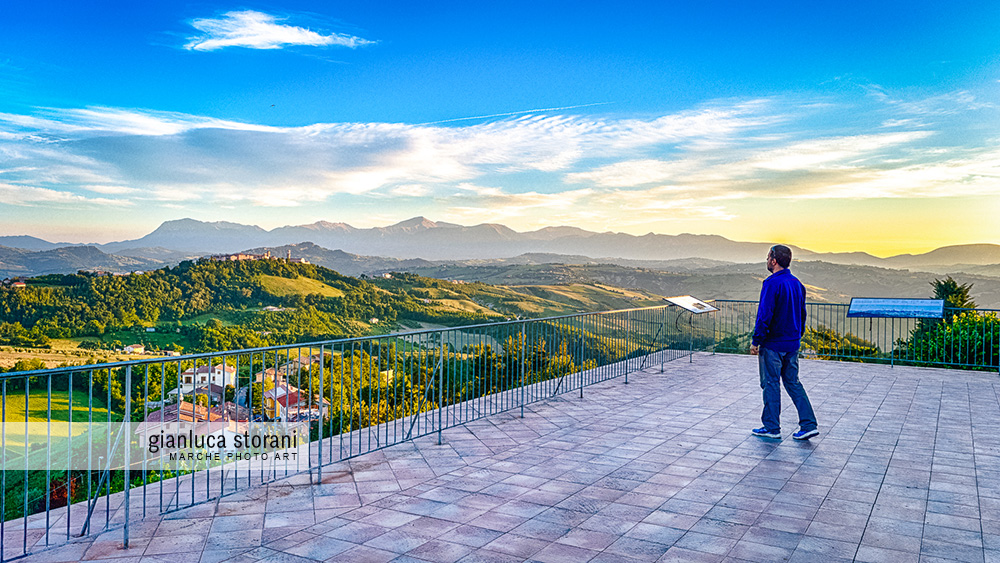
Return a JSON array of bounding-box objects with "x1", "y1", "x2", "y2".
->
[{"x1": 0, "y1": 262, "x2": 501, "y2": 357}]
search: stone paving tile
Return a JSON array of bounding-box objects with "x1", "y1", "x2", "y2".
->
[
  {"x1": 804, "y1": 518, "x2": 866, "y2": 544},
  {"x1": 436, "y1": 524, "x2": 504, "y2": 549},
  {"x1": 793, "y1": 535, "x2": 862, "y2": 560},
  {"x1": 674, "y1": 530, "x2": 739, "y2": 556},
  {"x1": 854, "y1": 544, "x2": 920, "y2": 563},
  {"x1": 143, "y1": 533, "x2": 206, "y2": 556},
  {"x1": 15, "y1": 354, "x2": 1000, "y2": 563},
  {"x1": 529, "y1": 541, "x2": 600, "y2": 563},
  {"x1": 622, "y1": 522, "x2": 685, "y2": 546},
  {"x1": 203, "y1": 528, "x2": 263, "y2": 551},
  {"x1": 688, "y1": 517, "x2": 750, "y2": 540},
  {"x1": 282, "y1": 533, "x2": 354, "y2": 560},
  {"x1": 260, "y1": 529, "x2": 314, "y2": 551},
  {"x1": 478, "y1": 533, "x2": 548, "y2": 559},
  {"x1": 726, "y1": 538, "x2": 797, "y2": 562},
  {"x1": 452, "y1": 550, "x2": 524, "y2": 563},
  {"x1": 364, "y1": 528, "x2": 432, "y2": 554},
  {"x1": 324, "y1": 544, "x2": 398, "y2": 563},
  {"x1": 403, "y1": 539, "x2": 475, "y2": 562},
  {"x1": 920, "y1": 538, "x2": 988, "y2": 562},
  {"x1": 198, "y1": 548, "x2": 256, "y2": 563},
  {"x1": 245, "y1": 548, "x2": 318, "y2": 562},
  {"x1": 464, "y1": 512, "x2": 527, "y2": 534},
  {"x1": 658, "y1": 545, "x2": 726, "y2": 562}
]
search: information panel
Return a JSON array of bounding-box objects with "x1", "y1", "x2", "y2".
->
[
  {"x1": 846, "y1": 298, "x2": 944, "y2": 319},
  {"x1": 666, "y1": 295, "x2": 719, "y2": 314}
]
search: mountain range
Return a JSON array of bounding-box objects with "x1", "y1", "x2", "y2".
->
[
  {"x1": 4, "y1": 218, "x2": 1000, "y2": 307},
  {"x1": 4, "y1": 217, "x2": 1000, "y2": 270}
]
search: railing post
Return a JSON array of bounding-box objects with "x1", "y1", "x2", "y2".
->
[
  {"x1": 625, "y1": 311, "x2": 630, "y2": 385},
  {"x1": 520, "y1": 324, "x2": 526, "y2": 418},
  {"x1": 711, "y1": 313, "x2": 716, "y2": 356},
  {"x1": 123, "y1": 365, "x2": 131, "y2": 549},
  {"x1": 890, "y1": 322, "x2": 894, "y2": 368},
  {"x1": 1, "y1": 380, "x2": 6, "y2": 563},
  {"x1": 578, "y1": 316, "x2": 584, "y2": 398},
  {"x1": 317, "y1": 345, "x2": 325, "y2": 483},
  {"x1": 438, "y1": 333, "x2": 444, "y2": 445},
  {"x1": 689, "y1": 312, "x2": 694, "y2": 363},
  {"x1": 45, "y1": 375, "x2": 51, "y2": 546}
]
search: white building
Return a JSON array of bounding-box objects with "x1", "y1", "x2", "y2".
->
[{"x1": 174, "y1": 364, "x2": 237, "y2": 395}]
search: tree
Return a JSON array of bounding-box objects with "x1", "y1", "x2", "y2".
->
[
  {"x1": 902, "y1": 311, "x2": 1000, "y2": 370},
  {"x1": 802, "y1": 325, "x2": 880, "y2": 361},
  {"x1": 249, "y1": 383, "x2": 264, "y2": 415},
  {"x1": 931, "y1": 276, "x2": 976, "y2": 310}
]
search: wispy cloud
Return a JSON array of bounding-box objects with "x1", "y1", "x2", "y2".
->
[
  {"x1": 184, "y1": 10, "x2": 374, "y2": 52},
  {"x1": 0, "y1": 88, "x2": 997, "y2": 231},
  {"x1": 391, "y1": 184, "x2": 431, "y2": 197},
  {"x1": 0, "y1": 182, "x2": 131, "y2": 207},
  {"x1": 744, "y1": 132, "x2": 932, "y2": 172},
  {"x1": 567, "y1": 131, "x2": 938, "y2": 200},
  {"x1": 0, "y1": 107, "x2": 278, "y2": 136}
]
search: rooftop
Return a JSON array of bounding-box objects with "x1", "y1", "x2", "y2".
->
[{"x1": 9, "y1": 353, "x2": 1000, "y2": 562}]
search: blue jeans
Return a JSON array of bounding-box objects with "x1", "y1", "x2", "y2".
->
[{"x1": 759, "y1": 346, "x2": 817, "y2": 433}]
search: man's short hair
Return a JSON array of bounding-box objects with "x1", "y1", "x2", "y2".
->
[{"x1": 769, "y1": 245, "x2": 792, "y2": 268}]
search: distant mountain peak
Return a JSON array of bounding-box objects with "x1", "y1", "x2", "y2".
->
[
  {"x1": 155, "y1": 218, "x2": 267, "y2": 233},
  {"x1": 293, "y1": 221, "x2": 356, "y2": 232},
  {"x1": 389, "y1": 216, "x2": 438, "y2": 230}
]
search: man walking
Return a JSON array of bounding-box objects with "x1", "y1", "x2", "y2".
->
[{"x1": 750, "y1": 245, "x2": 818, "y2": 440}]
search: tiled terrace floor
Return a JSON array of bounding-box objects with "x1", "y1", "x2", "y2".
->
[{"x1": 12, "y1": 353, "x2": 1000, "y2": 563}]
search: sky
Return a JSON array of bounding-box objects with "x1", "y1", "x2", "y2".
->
[{"x1": 1, "y1": 1, "x2": 999, "y2": 256}]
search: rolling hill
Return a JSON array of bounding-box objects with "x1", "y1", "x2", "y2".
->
[{"x1": 0, "y1": 245, "x2": 162, "y2": 278}]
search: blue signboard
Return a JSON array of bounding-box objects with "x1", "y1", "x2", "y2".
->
[{"x1": 846, "y1": 298, "x2": 944, "y2": 319}]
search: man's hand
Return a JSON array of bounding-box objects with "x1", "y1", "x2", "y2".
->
[{"x1": 750, "y1": 344, "x2": 759, "y2": 355}]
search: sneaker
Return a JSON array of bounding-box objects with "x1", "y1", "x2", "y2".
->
[
  {"x1": 793, "y1": 429, "x2": 819, "y2": 440},
  {"x1": 752, "y1": 427, "x2": 781, "y2": 439}
]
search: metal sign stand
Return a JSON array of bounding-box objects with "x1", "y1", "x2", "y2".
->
[{"x1": 665, "y1": 296, "x2": 719, "y2": 366}]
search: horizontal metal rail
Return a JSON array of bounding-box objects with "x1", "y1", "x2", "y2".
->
[{"x1": 712, "y1": 300, "x2": 1000, "y2": 372}]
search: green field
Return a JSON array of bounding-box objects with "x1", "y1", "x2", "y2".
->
[
  {"x1": 2, "y1": 390, "x2": 114, "y2": 450},
  {"x1": 2, "y1": 389, "x2": 112, "y2": 423},
  {"x1": 513, "y1": 283, "x2": 665, "y2": 312},
  {"x1": 259, "y1": 274, "x2": 345, "y2": 298},
  {"x1": 183, "y1": 312, "x2": 241, "y2": 325}
]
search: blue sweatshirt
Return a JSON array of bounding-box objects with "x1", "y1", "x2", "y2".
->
[{"x1": 752, "y1": 269, "x2": 806, "y2": 353}]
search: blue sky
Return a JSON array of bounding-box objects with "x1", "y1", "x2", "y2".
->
[{"x1": 1, "y1": 1, "x2": 999, "y2": 254}]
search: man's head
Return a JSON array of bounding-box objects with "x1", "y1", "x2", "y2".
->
[{"x1": 767, "y1": 244, "x2": 792, "y2": 273}]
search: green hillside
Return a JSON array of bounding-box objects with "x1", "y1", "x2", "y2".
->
[
  {"x1": 369, "y1": 273, "x2": 666, "y2": 320},
  {"x1": 259, "y1": 274, "x2": 345, "y2": 298},
  {"x1": 0, "y1": 261, "x2": 673, "y2": 365}
]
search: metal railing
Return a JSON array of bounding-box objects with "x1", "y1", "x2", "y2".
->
[
  {"x1": 1, "y1": 304, "x2": 693, "y2": 560},
  {"x1": 712, "y1": 300, "x2": 1000, "y2": 372},
  {"x1": 12, "y1": 298, "x2": 995, "y2": 559}
]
